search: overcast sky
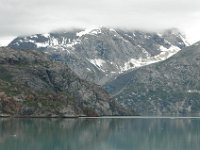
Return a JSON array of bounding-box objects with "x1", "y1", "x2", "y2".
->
[{"x1": 0, "y1": 0, "x2": 200, "y2": 45}]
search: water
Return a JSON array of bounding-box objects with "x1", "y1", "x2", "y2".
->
[{"x1": 0, "y1": 117, "x2": 200, "y2": 150}]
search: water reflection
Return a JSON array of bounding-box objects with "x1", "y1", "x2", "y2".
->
[{"x1": 0, "y1": 118, "x2": 200, "y2": 150}]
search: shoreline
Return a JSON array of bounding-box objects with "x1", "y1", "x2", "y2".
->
[
  {"x1": 0, "y1": 114, "x2": 81, "y2": 119},
  {"x1": 1, "y1": 114, "x2": 200, "y2": 119}
]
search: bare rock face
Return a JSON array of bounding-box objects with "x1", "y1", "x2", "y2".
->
[
  {"x1": 0, "y1": 47, "x2": 133, "y2": 117},
  {"x1": 8, "y1": 27, "x2": 189, "y2": 85},
  {"x1": 105, "y1": 42, "x2": 200, "y2": 115}
]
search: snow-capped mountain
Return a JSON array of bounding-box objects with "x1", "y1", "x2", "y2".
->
[{"x1": 8, "y1": 27, "x2": 189, "y2": 85}]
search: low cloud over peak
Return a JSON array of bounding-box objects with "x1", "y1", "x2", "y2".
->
[{"x1": 0, "y1": 0, "x2": 200, "y2": 45}]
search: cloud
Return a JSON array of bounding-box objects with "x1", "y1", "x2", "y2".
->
[{"x1": 0, "y1": 0, "x2": 200, "y2": 44}]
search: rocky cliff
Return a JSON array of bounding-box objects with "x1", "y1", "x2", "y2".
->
[{"x1": 0, "y1": 47, "x2": 133, "y2": 117}]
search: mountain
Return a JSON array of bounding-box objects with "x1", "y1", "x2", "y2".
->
[
  {"x1": 0, "y1": 47, "x2": 134, "y2": 117},
  {"x1": 104, "y1": 42, "x2": 200, "y2": 115},
  {"x1": 8, "y1": 27, "x2": 189, "y2": 85}
]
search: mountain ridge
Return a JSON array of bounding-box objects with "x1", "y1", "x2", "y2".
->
[
  {"x1": 104, "y1": 41, "x2": 200, "y2": 115},
  {"x1": 8, "y1": 27, "x2": 189, "y2": 85}
]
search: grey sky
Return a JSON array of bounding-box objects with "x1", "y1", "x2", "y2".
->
[{"x1": 0, "y1": 0, "x2": 200, "y2": 45}]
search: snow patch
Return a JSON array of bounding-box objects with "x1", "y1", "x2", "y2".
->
[
  {"x1": 157, "y1": 33, "x2": 162, "y2": 37},
  {"x1": 158, "y1": 45, "x2": 181, "y2": 58},
  {"x1": 77, "y1": 28, "x2": 101, "y2": 37},
  {"x1": 89, "y1": 59, "x2": 106, "y2": 72},
  {"x1": 36, "y1": 42, "x2": 49, "y2": 48},
  {"x1": 187, "y1": 90, "x2": 200, "y2": 94},
  {"x1": 28, "y1": 39, "x2": 35, "y2": 43},
  {"x1": 144, "y1": 35, "x2": 150, "y2": 39},
  {"x1": 109, "y1": 28, "x2": 116, "y2": 32},
  {"x1": 30, "y1": 35, "x2": 38, "y2": 38},
  {"x1": 52, "y1": 38, "x2": 58, "y2": 46},
  {"x1": 90, "y1": 29, "x2": 101, "y2": 35},
  {"x1": 110, "y1": 71, "x2": 116, "y2": 74},
  {"x1": 160, "y1": 46, "x2": 170, "y2": 52},
  {"x1": 90, "y1": 59, "x2": 105, "y2": 67},
  {"x1": 86, "y1": 68, "x2": 91, "y2": 71},
  {"x1": 66, "y1": 40, "x2": 80, "y2": 48},
  {"x1": 43, "y1": 33, "x2": 50, "y2": 38},
  {"x1": 179, "y1": 34, "x2": 190, "y2": 46},
  {"x1": 120, "y1": 45, "x2": 181, "y2": 72},
  {"x1": 125, "y1": 34, "x2": 134, "y2": 39}
]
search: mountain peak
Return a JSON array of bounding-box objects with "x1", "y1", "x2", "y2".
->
[
  {"x1": 76, "y1": 27, "x2": 103, "y2": 37},
  {"x1": 162, "y1": 28, "x2": 190, "y2": 47}
]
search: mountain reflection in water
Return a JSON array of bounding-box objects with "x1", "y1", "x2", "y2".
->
[{"x1": 0, "y1": 118, "x2": 200, "y2": 150}]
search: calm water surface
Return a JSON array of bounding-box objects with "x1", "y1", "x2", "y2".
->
[{"x1": 0, "y1": 117, "x2": 200, "y2": 150}]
